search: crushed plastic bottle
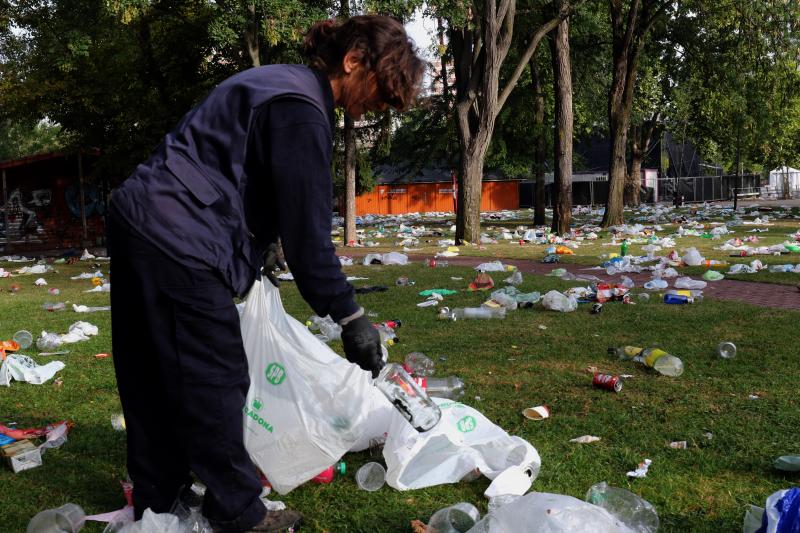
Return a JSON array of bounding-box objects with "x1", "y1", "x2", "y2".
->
[
  {"x1": 585, "y1": 481, "x2": 659, "y2": 533},
  {"x1": 36, "y1": 333, "x2": 63, "y2": 351},
  {"x1": 306, "y1": 315, "x2": 342, "y2": 342},
  {"x1": 42, "y1": 302, "x2": 66, "y2": 312},
  {"x1": 404, "y1": 352, "x2": 435, "y2": 377},
  {"x1": 609, "y1": 346, "x2": 684, "y2": 377},
  {"x1": 440, "y1": 307, "x2": 506, "y2": 321},
  {"x1": 374, "y1": 363, "x2": 441, "y2": 432}
]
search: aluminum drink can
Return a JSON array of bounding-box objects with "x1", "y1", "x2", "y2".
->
[{"x1": 593, "y1": 373, "x2": 622, "y2": 392}]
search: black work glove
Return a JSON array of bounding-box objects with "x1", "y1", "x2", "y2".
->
[
  {"x1": 262, "y1": 242, "x2": 287, "y2": 287},
  {"x1": 341, "y1": 316, "x2": 385, "y2": 378}
]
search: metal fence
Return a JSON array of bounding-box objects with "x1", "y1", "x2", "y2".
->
[{"x1": 655, "y1": 174, "x2": 761, "y2": 203}]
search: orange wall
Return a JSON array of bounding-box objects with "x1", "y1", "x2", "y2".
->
[{"x1": 354, "y1": 181, "x2": 519, "y2": 216}]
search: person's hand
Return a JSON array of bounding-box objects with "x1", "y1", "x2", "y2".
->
[
  {"x1": 262, "y1": 242, "x2": 286, "y2": 287},
  {"x1": 341, "y1": 316, "x2": 385, "y2": 378}
]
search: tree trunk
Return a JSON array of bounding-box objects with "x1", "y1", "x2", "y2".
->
[
  {"x1": 551, "y1": 7, "x2": 573, "y2": 235},
  {"x1": 244, "y1": 4, "x2": 260, "y2": 67},
  {"x1": 456, "y1": 150, "x2": 486, "y2": 244},
  {"x1": 449, "y1": 2, "x2": 566, "y2": 244},
  {"x1": 530, "y1": 53, "x2": 547, "y2": 226},
  {"x1": 343, "y1": 115, "x2": 357, "y2": 245},
  {"x1": 340, "y1": 0, "x2": 357, "y2": 246},
  {"x1": 602, "y1": 0, "x2": 651, "y2": 227},
  {"x1": 626, "y1": 114, "x2": 658, "y2": 206},
  {"x1": 625, "y1": 125, "x2": 641, "y2": 206}
]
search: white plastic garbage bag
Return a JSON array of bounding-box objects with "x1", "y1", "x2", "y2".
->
[
  {"x1": 474, "y1": 261, "x2": 509, "y2": 272},
  {"x1": 674, "y1": 277, "x2": 707, "y2": 290},
  {"x1": 0, "y1": 354, "x2": 65, "y2": 386},
  {"x1": 240, "y1": 280, "x2": 373, "y2": 494},
  {"x1": 465, "y1": 492, "x2": 635, "y2": 533},
  {"x1": 541, "y1": 291, "x2": 578, "y2": 313},
  {"x1": 383, "y1": 398, "x2": 541, "y2": 493},
  {"x1": 681, "y1": 248, "x2": 704, "y2": 266},
  {"x1": 381, "y1": 252, "x2": 409, "y2": 265},
  {"x1": 348, "y1": 386, "x2": 394, "y2": 452}
]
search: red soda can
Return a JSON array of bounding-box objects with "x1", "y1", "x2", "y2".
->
[{"x1": 593, "y1": 373, "x2": 622, "y2": 392}]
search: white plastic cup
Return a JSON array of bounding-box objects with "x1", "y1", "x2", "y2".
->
[
  {"x1": 355, "y1": 462, "x2": 386, "y2": 492},
  {"x1": 27, "y1": 503, "x2": 86, "y2": 533}
]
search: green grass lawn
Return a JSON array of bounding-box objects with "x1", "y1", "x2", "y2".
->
[{"x1": 0, "y1": 259, "x2": 798, "y2": 532}]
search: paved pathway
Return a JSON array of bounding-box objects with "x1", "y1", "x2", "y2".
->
[{"x1": 391, "y1": 255, "x2": 800, "y2": 311}]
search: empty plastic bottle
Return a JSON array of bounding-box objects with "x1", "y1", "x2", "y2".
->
[
  {"x1": 663, "y1": 293, "x2": 692, "y2": 304},
  {"x1": 585, "y1": 481, "x2": 659, "y2": 533},
  {"x1": 447, "y1": 307, "x2": 506, "y2": 321},
  {"x1": 608, "y1": 346, "x2": 684, "y2": 377},
  {"x1": 312, "y1": 461, "x2": 346, "y2": 484},
  {"x1": 404, "y1": 352, "x2": 435, "y2": 377},
  {"x1": 417, "y1": 376, "x2": 466, "y2": 400},
  {"x1": 374, "y1": 363, "x2": 441, "y2": 432}
]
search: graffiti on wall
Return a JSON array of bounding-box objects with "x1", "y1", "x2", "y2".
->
[{"x1": 0, "y1": 189, "x2": 46, "y2": 242}]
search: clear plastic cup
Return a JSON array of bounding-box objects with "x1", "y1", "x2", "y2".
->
[
  {"x1": 355, "y1": 462, "x2": 386, "y2": 492},
  {"x1": 13, "y1": 330, "x2": 33, "y2": 350},
  {"x1": 717, "y1": 341, "x2": 737, "y2": 359},
  {"x1": 27, "y1": 503, "x2": 86, "y2": 533},
  {"x1": 427, "y1": 502, "x2": 480, "y2": 533}
]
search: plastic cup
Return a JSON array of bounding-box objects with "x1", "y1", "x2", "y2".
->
[
  {"x1": 27, "y1": 503, "x2": 86, "y2": 533},
  {"x1": 717, "y1": 341, "x2": 737, "y2": 359},
  {"x1": 355, "y1": 462, "x2": 386, "y2": 492},
  {"x1": 427, "y1": 502, "x2": 480, "y2": 533},
  {"x1": 13, "y1": 330, "x2": 33, "y2": 350}
]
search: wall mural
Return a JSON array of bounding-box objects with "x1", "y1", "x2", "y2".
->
[{"x1": 0, "y1": 188, "x2": 46, "y2": 242}]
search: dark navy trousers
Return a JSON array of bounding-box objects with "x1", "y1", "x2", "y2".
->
[{"x1": 108, "y1": 212, "x2": 266, "y2": 531}]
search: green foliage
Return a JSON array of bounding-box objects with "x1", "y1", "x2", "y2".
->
[{"x1": 0, "y1": 119, "x2": 68, "y2": 161}]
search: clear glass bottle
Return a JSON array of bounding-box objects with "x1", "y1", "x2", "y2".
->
[{"x1": 374, "y1": 363, "x2": 441, "y2": 432}]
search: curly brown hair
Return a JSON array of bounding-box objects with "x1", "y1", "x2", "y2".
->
[{"x1": 303, "y1": 16, "x2": 425, "y2": 111}]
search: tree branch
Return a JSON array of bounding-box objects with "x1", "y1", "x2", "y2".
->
[{"x1": 497, "y1": 9, "x2": 564, "y2": 111}]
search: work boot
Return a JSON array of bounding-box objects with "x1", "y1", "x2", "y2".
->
[{"x1": 246, "y1": 509, "x2": 303, "y2": 532}]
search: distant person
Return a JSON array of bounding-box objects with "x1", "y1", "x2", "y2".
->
[{"x1": 107, "y1": 16, "x2": 423, "y2": 532}]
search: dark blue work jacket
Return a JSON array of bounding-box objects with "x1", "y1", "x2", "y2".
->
[{"x1": 111, "y1": 64, "x2": 358, "y2": 321}]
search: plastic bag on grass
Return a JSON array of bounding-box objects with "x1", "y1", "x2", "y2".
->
[
  {"x1": 383, "y1": 398, "x2": 540, "y2": 494},
  {"x1": 541, "y1": 291, "x2": 578, "y2": 312},
  {"x1": 240, "y1": 280, "x2": 373, "y2": 494},
  {"x1": 465, "y1": 493, "x2": 636, "y2": 533}
]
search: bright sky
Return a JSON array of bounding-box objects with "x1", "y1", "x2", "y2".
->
[{"x1": 405, "y1": 8, "x2": 437, "y2": 60}]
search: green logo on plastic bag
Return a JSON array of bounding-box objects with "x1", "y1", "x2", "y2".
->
[
  {"x1": 456, "y1": 415, "x2": 477, "y2": 433},
  {"x1": 244, "y1": 403, "x2": 273, "y2": 433},
  {"x1": 265, "y1": 363, "x2": 286, "y2": 385}
]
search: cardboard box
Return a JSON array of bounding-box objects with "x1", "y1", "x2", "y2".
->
[{"x1": 1, "y1": 439, "x2": 42, "y2": 473}]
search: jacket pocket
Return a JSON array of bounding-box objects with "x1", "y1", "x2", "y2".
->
[{"x1": 165, "y1": 152, "x2": 222, "y2": 206}]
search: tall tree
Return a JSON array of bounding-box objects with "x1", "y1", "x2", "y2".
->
[
  {"x1": 437, "y1": 0, "x2": 570, "y2": 244},
  {"x1": 550, "y1": 0, "x2": 573, "y2": 234},
  {"x1": 601, "y1": 0, "x2": 669, "y2": 227},
  {"x1": 530, "y1": 51, "x2": 548, "y2": 225}
]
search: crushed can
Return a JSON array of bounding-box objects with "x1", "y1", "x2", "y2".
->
[
  {"x1": 593, "y1": 373, "x2": 622, "y2": 392},
  {"x1": 591, "y1": 303, "x2": 603, "y2": 314}
]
